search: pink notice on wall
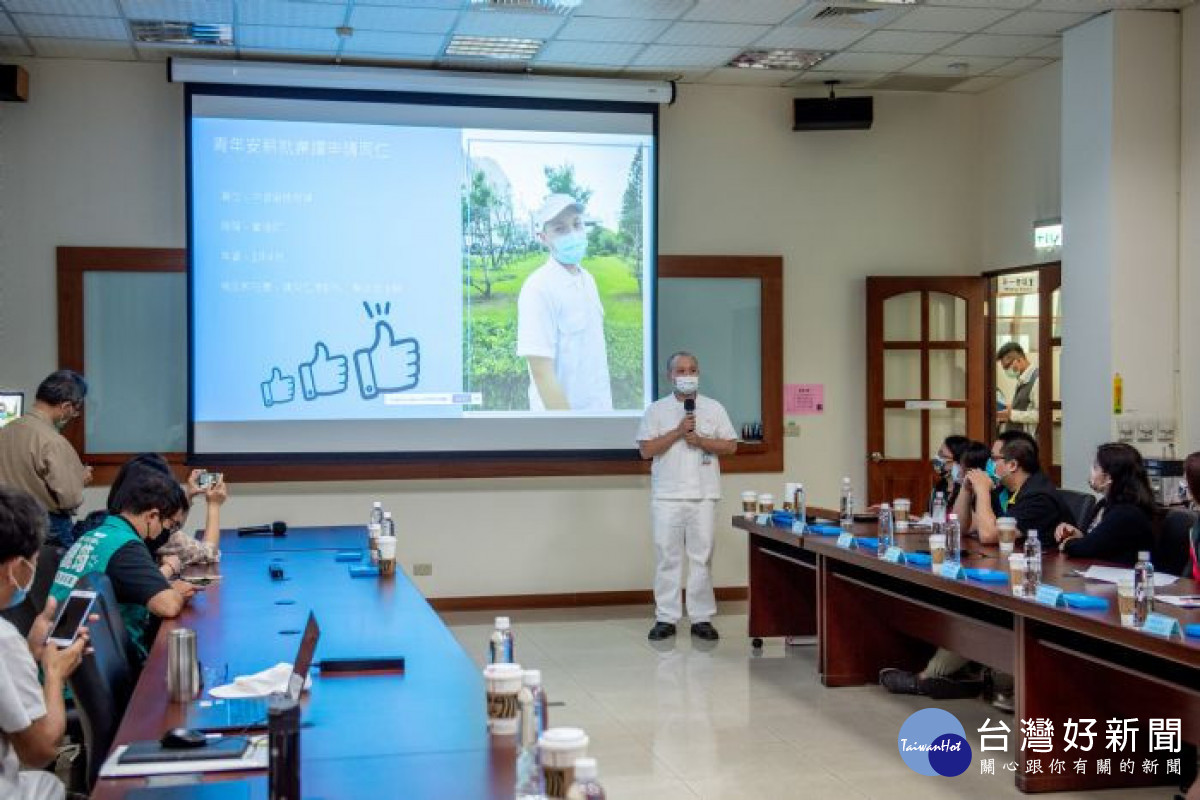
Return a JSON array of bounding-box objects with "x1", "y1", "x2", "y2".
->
[{"x1": 784, "y1": 383, "x2": 824, "y2": 415}]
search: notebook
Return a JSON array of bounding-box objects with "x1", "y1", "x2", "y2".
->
[{"x1": 119, "y1": 737, "x2": 249, "y2": 765}]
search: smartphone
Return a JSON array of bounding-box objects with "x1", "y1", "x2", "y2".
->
[
  {"x1": 46, "y1": 590, "x2": 97, "y2": 647},
  {"x1": 197, "y1": 471, "x2": 222, "y2": 490},
  {"x1": 182, "y1": 575, "x2": 220, "y2": 586}
]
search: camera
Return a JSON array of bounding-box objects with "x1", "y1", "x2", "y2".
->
[{"x1": 197, "y1": 471, "x2": 222, "y2": 490}]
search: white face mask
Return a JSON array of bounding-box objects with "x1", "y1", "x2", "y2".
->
[
  {"x1": 1088, "y1": 467, "x2": 1110, "y2": 495},
  {"x1": 951, "y1": 463, "x2": 963, "y2": 484},
  {"x1": 673, "y1": 376, "x2": 699, "y2": 395}
]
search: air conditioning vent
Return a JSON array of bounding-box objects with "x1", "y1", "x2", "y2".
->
[
  {"x1": 468, "y1": 0, "x2": 581, "y2": 13},
  {"x1": 814, "y1": 6, "x2": 876, "y2": 21},
  {"x1": 131, "y1": 20, "x2": 232, "y2": 46},
  {"x1": 785, "y1": 3, "x2": 911, "y2": 29}
]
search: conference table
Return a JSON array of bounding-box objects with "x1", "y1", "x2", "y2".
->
[
  {"x1": 738, "y1": 513, "x2": 1200, "y2": 794},
  {"x1": 91, "y1": 525, "x2": 514, "y2": 800}
]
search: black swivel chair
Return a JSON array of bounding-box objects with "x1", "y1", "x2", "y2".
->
[
  {"x1": 1056, "y1": 489, "x2": 1097, "y2": 530},
  {"x1": 1155, "y1": 509, "x2": 1197, "y2": 578},
  {"x1": 0, "y1": 542, "x2": 66, "y2": 635},
  {"x1": 67, "y1": 573, "x2": 135, "y2": 790}
]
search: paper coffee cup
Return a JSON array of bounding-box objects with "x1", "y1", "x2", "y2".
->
[
  {"x1": 758, "y1": 493, "x2": 775, "y2": 513},
  {"x1": 539, "y1": 727, "x2": 589, "y2": 798},
  {"x1": 1008, "y1": 554, "x2": 1027, "y2": 597},
  {"x1": 1117, "y1": 580, "x2": 1136, "y2": 626},
  {"x1": 741, "y1": 491, "x2": 758, "y2": 519},
  {"x1": 929, "y1": 534, "x2": 946, "y2": 567},
  {"x1": 483, "y1": 663, "x2": 523, "y2": 736}
]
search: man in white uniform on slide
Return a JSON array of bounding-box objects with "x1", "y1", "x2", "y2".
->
[
  {"x1": 637, "y1": 352, "x2": 737, "y2": 641},
  {"x1": 517, "y1": 194, "x2": 612, "y2": 411}
]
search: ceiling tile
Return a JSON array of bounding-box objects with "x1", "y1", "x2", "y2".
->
[
  {"x1": 984, "y1": 10, "x2": 1094, "y2": 34},
  {"x1": 784, "y1": 3, "x2": 908, "y2": 29},
  {"x1": 985, "y1": 56, "x2": 1053, "y2": 76},
  {"x1": 0, "y1": 34, "x2": 32, "y2": 55},
  {"x1": 786, "y1": 70, "x2": 879, "y2": 88},
  {"x1": 535, "y1": 39, "x2": 642, "y2": 66},
  {"x1": 12, "y1": 14, "x2": 128, "y2": 39},
  {"x1": 575, "y1": 0, "x2": 691, "y2": 20},
  {"x1": 681, "y1": 0, "x2": 807, "y2": 25},
  {"x1": 925, "y1": 0, "x2": 1035, "y2": 7},
  {"x1": 753, "y1": 26, "x2": 869, "y2": 50},
  {"x1": 237, "y1": 0, "x2": 346, "y2": 27},
  {"x1": 631, "y1": 43, "x2": 741, "y2": 68},
  {"x1": 4, "y1": 0, "x2": 119, "y2": 14},
  {"x1": 118, "y1": 0, "x2": 233, "y2": 19},
  {"x1": 887, "y1": 6, "x2": 1014, "y2": 33},
  {"x1": 702, "y1": 66, "x2": 802, "y2": 85},
  {"x1": 1029, "y1": 39, "x2": 1062, "y2": 57},
  {"x1": 30, "y1": 36, "x2": 136, "y2": 58},
  {"x1": 849, "y1": 30, "x2": 965, "y2": 53},
  {"x1": 556, "y1": 16, "x2": 671, "y2": 44},
  {"x1": 622, "y1": 65, "x2": 711, "y2": 81},
  {"x1": 237, "y1": 24, "x2": 339, "y2": 50},
  {"x1": 452, "y1": 10, "x2": 566, "y2": 38},
  {"x1": 947, "y1": 75, "x2": 1010, "y2": 92},
  {"x1": 659, "y1": 21, "x2": 771, "y2": 47},
  {"x1": 1032, "y1": 0, "x2": 1127, "y2": 9},
  {"x1": 349, "y1": 6, "x2": 457, "y2": 33},
  {"x1": 942, "y1": 33, "x2": 1056, "y2": 57},
  {"x1": 341, "y1": 29, "x2": 444, "y2": 54},
  {"x1": 903, "y1": 53, "x2": 1012, "y2": 75},
  {"x1": 818, "y1": 50, "x2": 921, "y2": 72},
  {"x1": 349, "y1": 0, "x2": 461, "y2": 8},
  {"x1": 0, "y1": 15, "x2": 13, "y2": 34}
]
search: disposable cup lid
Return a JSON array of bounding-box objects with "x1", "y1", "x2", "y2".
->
[
  {"x1": 539, "y1": 727, "x2": 589, "y2": 751},
  {"x1": 484, "y1": 663, "x2": 523, "y2": 681},
  {"x1": 741, "y1": 491, "x2": 757, "y2": 498},
  {"x1": 573, "y1": 757, "x2": 598, "y2": 780}
]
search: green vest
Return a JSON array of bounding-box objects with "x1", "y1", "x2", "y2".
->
[{"x1": 50, "y1": 514, "x2": 153, "y2": 659}]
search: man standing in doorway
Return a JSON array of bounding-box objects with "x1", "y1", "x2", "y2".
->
[
  {"x1": 0, "y1": 371, "x2": 91, "y2": 547},
  {"x1": 516, "y1": 194, "x2": 612, "y2": 412},
  {"x1": 996, "y1": 342, "x2": 1039, "y2": 434},
  {"x1": 636, "y1": 352, "x2": 737, "y2": 641}
]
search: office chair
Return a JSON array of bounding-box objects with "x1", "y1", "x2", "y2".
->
[
  {"x1": 1155, "y1": 509, "x2": 1197, "y2": 578},
  {"x1": 1056, "y1": 489, "x2": 1097, "y2": 531},
  {"x1": 0, "y1": 543, "x2": 66, "y2": 635},
  {"x1": 67, "y1": 573, "x2": 135, "y2": 790}
]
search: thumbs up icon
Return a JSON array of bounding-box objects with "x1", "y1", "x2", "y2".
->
[
  {"x1": 353, "y1": 320, "x2": 421, "y2": 400},
  {"x1": 299, "y1": 342, "x2": 349, "y2": 400},
  {"x1": 261, "y1": 368, "x2": 296, "y2": 407}
]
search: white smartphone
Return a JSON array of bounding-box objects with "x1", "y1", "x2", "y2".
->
[{"x1": 46, "y1": 590, "x2": 97, "y2": 647}]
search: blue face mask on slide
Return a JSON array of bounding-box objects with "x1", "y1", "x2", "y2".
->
[{"x1": 552, "y1": 230, "x2": 588, "y2": 265}]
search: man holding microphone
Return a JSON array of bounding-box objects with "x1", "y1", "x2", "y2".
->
[{"x1": 637, "y1": 352, "x2": 737, "y2": 641}]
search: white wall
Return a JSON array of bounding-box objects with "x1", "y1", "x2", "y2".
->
[
  {"x1": 978, "y1": 62, "x2": 1062, "y2": 271},
  {"x1": 1180, "y1": 5, "x2": 1200, "y2": 452},
  {"x1": 3, "y1": 59, "x2": 982, "y2": 598}
]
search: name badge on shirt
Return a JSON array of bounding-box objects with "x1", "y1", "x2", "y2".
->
[
  {"x1": 1035, "y1": 585, "x2": 1065, "y2": 607},
  {"x1": 1140, "y1": 613, "x2": 1183, "y2": 638},
  {"x1": 837, "y1": 532, "x2": 857, "y2": 550},
  {"x1": 883, "y1": 546, "x2": 906, "y2": 564}
]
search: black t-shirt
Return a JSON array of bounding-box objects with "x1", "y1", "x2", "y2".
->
[
  {"x1": 107, "y1": 540, "x2": 171, "y2": 606},
  {"x1": 1063, "y1": 502, "x2": 1154, "y2": 566},
  {"x1": 992, "y1": 471, "x2": 1072, "y2": 547}
]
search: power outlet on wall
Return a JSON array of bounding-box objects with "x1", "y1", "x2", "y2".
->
[{"x1": 413, "y1": 563, "x2": 433, "y2": 576}]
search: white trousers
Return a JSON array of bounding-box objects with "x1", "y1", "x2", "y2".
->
[{"x1": 652, "y1": 499, "x2": 717, "y2": 624}]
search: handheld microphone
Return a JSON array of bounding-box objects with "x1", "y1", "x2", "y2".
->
[
  {"x1": 237, "y1": 521, "x2": 287, "y2": 537},
  {"x1": 683, "y1": 398, "x2": 696, "y2": 449}
]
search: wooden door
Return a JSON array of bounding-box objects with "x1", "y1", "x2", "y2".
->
[{"x1": 866, "y1": 277, "x2": 987, "y2": 513}]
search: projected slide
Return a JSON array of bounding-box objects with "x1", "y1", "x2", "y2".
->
[{"x1": 189, "y1": 92, "x2": 656, "y2": 455}]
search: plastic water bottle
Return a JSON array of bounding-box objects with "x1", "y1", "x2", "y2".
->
[
  {"x1": 516, "y1": 670, "x2": 548, "y2": 799},
  {"x1": 931, "y1": 491, "x2": 947, "y2": 536},
  {"x1": 566, "y1": 758, "x2": 606, "y2": 800},
  {"x1": 794, "y1": 483, "x2": 807, "y2": 532},
  {"x1": 1134, "y1": 550, "x2": 1155, "y2": 626},
  {"x1": 877, "y1": 503, "x2": 893, "y2": 558},
  {"x1": 372, "y1": 511, "x2": 395, "y2": 564},
  {"x1": 840, "y1": 477, "x2": 854, "y2": 531},
  {"x1": 946, "y1": 513, "x2": 961, "y2": 567},
  {"x1": 368, "y1": 501, "x2": 384, "y2": 550},
  {"x1": 1024, "y1": 533, "x2": 1041, "y2": 596},
  {"x1": 489, "y1": 616, "x2": 515, "y2": 664}
]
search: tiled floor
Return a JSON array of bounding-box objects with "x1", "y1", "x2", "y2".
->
[{"x1": 443, "y1": 602, "x2": 1187, "y2": 800}]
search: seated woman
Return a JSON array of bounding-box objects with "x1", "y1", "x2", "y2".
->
[
  {"x1": 1054, "y1": 442, "x2": 1156, "y2": 566},
  {"x1": 1187, "y1": 451, "x2": 1200, "y2": 581},
  {"x1": 931, "y1": 434, "x2": 971, "y2": 510}
]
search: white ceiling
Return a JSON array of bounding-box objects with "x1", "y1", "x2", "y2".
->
[{"x1": 0, "y1": 0, "x2": 1192, "y2": 93}]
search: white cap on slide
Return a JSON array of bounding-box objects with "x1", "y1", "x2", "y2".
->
[{"x1": 534, "y1": 193, "x2": 584, "y2": 230}]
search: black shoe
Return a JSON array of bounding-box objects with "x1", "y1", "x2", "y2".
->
[
  {"x1": 920, "y1": 675, "x2": 981, "y2": 700},
  {"x1": 690, "y1": 622, "x2": 719, "y2": 641},
  {"x1": 648, "y1": 622, "x2": 676, "y2": 641},
  {"x1": 879, "y1": 668, "x2": 923, "y2": 695}
]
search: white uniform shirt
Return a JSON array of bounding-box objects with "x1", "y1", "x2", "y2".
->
[
  {"x1": 1, "y1": 617, "x2": 46, "y2": 797},
  {"x1": 516, "y1": 258, "x2": 613, "y2": 412},
  {"x1": 636, "y1": 394, "x2": 737, "y2": 501}
]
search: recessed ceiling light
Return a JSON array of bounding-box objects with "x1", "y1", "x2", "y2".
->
[
  {"x1": 130, "y1": 20, "x2": 232, "y2": 46},
  {"x1": 468, "y1": 0, "x2": 582, "y2": 12},
  {"x1": 444, "y1": 35, "x2": 543, "y2": 61},
  {"x1": 729, "y1": 49, "x2": 834, "y2": 71}
]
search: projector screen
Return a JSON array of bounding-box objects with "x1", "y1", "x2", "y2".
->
[{"x1": 186, "y1": 87, "x2": 657, "y2": 459}]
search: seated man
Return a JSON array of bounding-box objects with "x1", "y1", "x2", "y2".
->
[
  {"x1": 49, "y1": 469, "x2": 196, "y2": 663},
  {"x1": 881, "y1": 431, "x2": 1073, "y2": 710},
  {"x1": 1, "y1": 487, "x2": 89, "y2": 800}
]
